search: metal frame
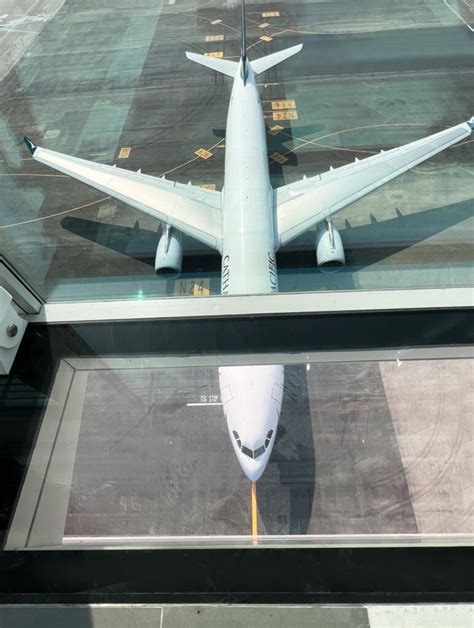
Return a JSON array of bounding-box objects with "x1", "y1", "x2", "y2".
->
[
  {"x1": 0, "y1": 256, "x2": 43, "y2": 315},
  {"x1": 29, "y1": 286, "x2": 473, "y2": 324}
]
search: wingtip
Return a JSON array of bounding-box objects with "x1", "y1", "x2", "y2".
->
[{"x1": 23, "y1": 136, "x2": 37, "y2": 155}]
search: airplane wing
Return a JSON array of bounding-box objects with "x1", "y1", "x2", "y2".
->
[
  {"x1": 275, "y1": 119, "x2": 473, "y2": 247},
  {"x1": 24, "y1": 138, "x2": 223, "y2": 251}
]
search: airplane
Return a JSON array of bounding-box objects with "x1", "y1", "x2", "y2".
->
[{"x1": 23, "y1": 0, "x2": 473, "y2": 481}]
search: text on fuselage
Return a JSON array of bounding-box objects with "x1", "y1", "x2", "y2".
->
[
  {"x1": 268, "y1": 251, "x2": 278, "y2": 292},
  {"x1": 222, "y1": 255, "x2": 230, "y2": 294}
]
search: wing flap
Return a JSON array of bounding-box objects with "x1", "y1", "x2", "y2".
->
[
  {"x1": 276, "y1": 120, "x2": 472, "y2": 246},
  {"x1": 29, "y1": 145, "x2": 223, "y2": 250}
]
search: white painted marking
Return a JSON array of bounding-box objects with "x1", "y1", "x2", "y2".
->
[
  {"x1": 169, "y1": 0, "x2": 175, "y2": 4},
  {"x1": 0, "y1": 27, "x2": 34, "y2": 34},
  {"x1": 368, "y1": 605, "x2": 474, "y2": 628},
  {"x1": 187, "y1": 402, "x2": 223, "y2": 407},
  {"x1": 44, "y1": 129, "x2": 60, "y2": 140},
  {"x1": 444, "y1": 0, "x2": 474, "y2": 31}
]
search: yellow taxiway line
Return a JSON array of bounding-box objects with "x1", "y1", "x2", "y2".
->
[{"x1": 251, "y1": 480, "x2": 258, "y2": 545}]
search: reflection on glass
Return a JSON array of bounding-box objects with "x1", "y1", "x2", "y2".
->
[
  {"x1": 3, "y1": 345, "x2": 472, "y2": 549},
  {"x1": 0, "y1": 0, "x2": 472, "y2": 302}
]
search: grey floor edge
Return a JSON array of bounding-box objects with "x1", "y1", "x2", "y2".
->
[{"x1": 0, "y1": 604, "x2": 472, "y2": 628}]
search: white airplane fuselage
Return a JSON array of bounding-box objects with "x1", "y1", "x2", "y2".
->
[
  {"x1": 219, "y1": 59, "x2": 284, "y2": 481},
  {"x1": 222, "y1": 60, "x2": 277, "y2": 296}
]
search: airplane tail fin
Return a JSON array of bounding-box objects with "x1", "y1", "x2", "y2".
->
[
  {"x1": 250, "y1": 44, "x2": 303, "y2": 75},
  {"x1": 240, "y1": 0, "x2": 247, "y2": 61},
  {"x1": 185, "y1": 52, "x2": 238, "y2": 78},
  {"x1": 186, "y1": 0, "x2": 301, "y2": 80}
]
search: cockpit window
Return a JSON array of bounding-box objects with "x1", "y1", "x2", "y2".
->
[
  {"x1": 265, "y1": 430, "x2": 274, "y2": 449},
  {"x1": 241, "y1": 445, "x2": 254, "y2": 459},
  {"x1": 232, "y1": 431, "x2": 242, "y2": 450},
  {"x1": 232, "y1": 429, "x2": 274, "y2": 459}
]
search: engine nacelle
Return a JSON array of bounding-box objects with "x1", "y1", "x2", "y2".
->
[
  {"x1": 315, "y1": 220, "x2": 345, "y2": 272},
  {"x1": 155, "y1": 226, "x2": 183, "y2": 274}
]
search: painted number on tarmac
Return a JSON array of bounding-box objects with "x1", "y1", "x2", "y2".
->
[
  {"x1": 270, "y1": 152, "x2": 288, "y2": 164},
  {"x1": 271, "y1": 100, "x2": 296, "y2": 110},
  {"x1": 195, "y1": 148, "x2": 214, "y2": 159},
  {"x1": 118, "y1": 147, "x2": 131, "y2": 159},
  {"x1": 273, "y1": 111, "x2": 298, "y2": 121},
  {"x1": 174, "y1": 279, "x2": 210, "y2": 296}
]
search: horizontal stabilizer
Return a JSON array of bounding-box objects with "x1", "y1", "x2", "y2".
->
[
  {"x1": 250, "y1": 44, "x2": 303, "y2": 75},
  {"x1": 185, "y1": 52, "x2": 238, "y2": 78}
]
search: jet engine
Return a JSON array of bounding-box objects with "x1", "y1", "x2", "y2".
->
[
  {"x1": 315, "y1": 220, "x2": 345, "y2": 272},
  {"x1": 155, "y1": 225, "x2": 183, "y2": 274}
]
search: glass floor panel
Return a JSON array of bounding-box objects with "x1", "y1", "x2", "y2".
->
[{"x1": 3, "y1": 345, "x2": 472, "y2": 549}]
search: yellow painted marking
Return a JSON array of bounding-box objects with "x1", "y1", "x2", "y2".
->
[
  {"x1": 0, "y1": 197, "x2": 110, "y2": 230},
  {"x1": 262, "y1": 11, "x2": 280, "y2": 17},
  {"x1": 271, "y1": 99, "x2": 296, "y2": 110},
  {"x1": 259, "y1": 35, "x2": 273, "y2": 42},
  {"x1": 97, "y1": 205, "x2": 117, "y2": 219},
  {"x1": 273, "y1": 110, "x2": 298, "y2": 121},
  {"x1": 205, "y1": 51, "x2": 224, "y2": 58},
  {"x1": 269, "y1": 124, "x2": 285, "y2": 135},
  {"x1": 174, "y1": 279, "x2": 210, "y2": 297},
  {"x1": 159, "y1": 139, "x2": 223, "y2": 178},
  {"x1": 251, "y1": 481, "x2": 258, "y2": 545},
  {"x1": 199, "y1": 183, "x2": 216, "y2": 190},
  {"x1": 195, "y1": 148, "x2": 214, "y2": 160},
  {"x1": 118, "y1": 147, "x2": 131, "y2": 159},
  {"x1": 270, "y1": 152, "x2": 288, "y2": 164},
  {"x1": 258, "y1": 22, "x2": 270, "y2": 28},
  {"x1": 205, "y1": 34, "x2": 224, "y2": 42},
  {"x1": 211, "y1": 18, "x2": 222, "y2": 25}
]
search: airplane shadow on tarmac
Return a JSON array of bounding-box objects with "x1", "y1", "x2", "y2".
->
[
  {"x1": 257, "y1": 364, "x2": 315, "y2": 536},
  {"x1": 61, "y1": 197, "x2": 474, "y2": 276}
]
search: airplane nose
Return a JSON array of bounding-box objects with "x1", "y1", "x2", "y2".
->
[
  {"x1": 238, "y1": 454, "x2": 266, "y2": 482},
  {"x1": 219, "y1": 364, "x2": 284, "y2": 481}
]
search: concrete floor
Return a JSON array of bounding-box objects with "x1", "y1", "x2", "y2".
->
[
  {"x1": 0, "y1": 604, "x2": 472, "y2": 628},
  {"x1": 0, "y1": 0, "x2": 472, "y2": 300}
]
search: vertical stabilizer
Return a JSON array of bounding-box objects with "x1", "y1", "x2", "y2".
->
[
  {"x1": 240, "y1": 0, "x2": 247, "y2": 61},
  {"x1": 240, "y1": 0, "x2": 249, "y2": 83}
]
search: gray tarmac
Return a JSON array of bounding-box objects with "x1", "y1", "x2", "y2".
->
[
  {"x1": 0, "y1": 0, "x2": 473, "y2": 300},
  {"x1": 63, "y1": 357, "x2": 473, "y2": 540}
]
